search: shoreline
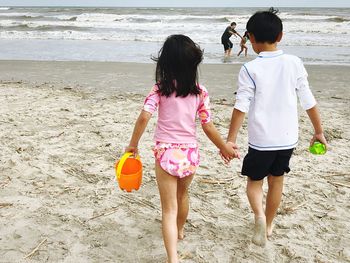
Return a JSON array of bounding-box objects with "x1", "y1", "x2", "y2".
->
[{"x1": 1, "y1": 60, "x2": 349, "y2": 99}]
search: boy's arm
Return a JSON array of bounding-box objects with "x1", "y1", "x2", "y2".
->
[
  {"x1": 227, "y1": 108, "x2": 245, "y2": 144},
  {"x1": 125, "y1": 110, "x2": 152, "y2": 154},
  {"x1": 227, "y1": 65, "x2": 255, "y2": 151},
  {"x1": 306, "y1": 105, "x2": 328, "y2": 147},
  {"x1": 295, "y1": 59, "x2": 327, "y2": 148}
]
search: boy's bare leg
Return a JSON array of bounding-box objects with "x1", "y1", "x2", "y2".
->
[
  {"x1": 156, "y1": 162, "x2": 179, "y2": 263},
  {"x1": 176, "y1": 174, "x2": 194, "y2": 240},
  {"x1": 247, "y1": 178, "x2": 267, "y2": 246},
  {"x1": 266, "y1": 175, "x2": 284, "y2": 237}
]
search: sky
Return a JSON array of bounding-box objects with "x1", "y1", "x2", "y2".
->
[{"x1": 0, "y1": 0, "x2": 349, "y2": 8}]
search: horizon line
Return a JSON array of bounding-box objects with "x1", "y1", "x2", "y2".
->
[{"x1": 2, "y1": 5, "x2": 349, "y2": 8}]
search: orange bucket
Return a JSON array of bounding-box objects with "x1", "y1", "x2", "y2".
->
[{"x1": 115, "y1": 152, "x2": 142, "y2": 192}]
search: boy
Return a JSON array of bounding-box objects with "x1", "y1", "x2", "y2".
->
[
  {"x1": 226, "y1": 8, "x2": 327, "y2": 247},
  {"x1": 221, "y1": 22, "x2": 242, "y2": 57}
]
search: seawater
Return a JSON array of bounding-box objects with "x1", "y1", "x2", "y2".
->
[{"x1": 0, "y1": 6, "x2": 349, "y2": 65}]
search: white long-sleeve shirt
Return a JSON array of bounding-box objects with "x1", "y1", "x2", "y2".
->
[{"x1": 234, "y1": 50, "x2": 316, "y2": 151}]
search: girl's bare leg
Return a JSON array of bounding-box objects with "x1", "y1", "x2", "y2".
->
[
  {"x1": 156, "y1": 162, "x2": 179, "y2": 263},
  {"x1": 237, "y1": 47, "x2": 243, "y2": 56},
  {"x1": 246, "y1": 178, "x2": 267, "y2": 246},
  {"x1": 176, "y1": 174, "x2": 194, "y2": 240}
]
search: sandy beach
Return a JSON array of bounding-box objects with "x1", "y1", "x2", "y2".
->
[{"x1": 1, "y1": 60, "x2": 350, "y2": 262}]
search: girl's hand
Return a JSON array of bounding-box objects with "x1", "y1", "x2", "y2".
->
[
  {"x1": 219, "y1": 151, "x2": 232, "y2": 164},
  {"x1": 220, "y1": 142, "x2": 240, "y2": 164},
  {"x1": 124, "y1": 146, "x2": 138, "y2": 156}
]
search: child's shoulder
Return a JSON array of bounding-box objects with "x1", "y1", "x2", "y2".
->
[
  {"x1": 149, "y1": 83, "x2": 160, "y2": 93},
  {"x1": 245, "y1": 52, "x2": 304, "y2": 68},
  {"x1": 283, "y1": 53, "x2": 303, "y2": 64},
  {"x1": 197, "y1": 84, "x2": 209, "y2": 98},
  {"x1": 197, "y1": 83, "x2": 207, "y2": 92},
  {"x1": 281, "y1": 54, "x2": 306, "y2": 73}
]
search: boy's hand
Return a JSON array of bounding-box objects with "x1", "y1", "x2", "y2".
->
[
  {"x1": 227, "y1": 141, "x2": 240, "y2": 159},
  {"x1": 219, "y1": 142, "x2": 240, "y2": 164},
  {"x1": 310, "y1": 133, "x2": 328, "y2": 149}
]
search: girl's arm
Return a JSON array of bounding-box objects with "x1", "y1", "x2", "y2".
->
[
  {"x1": 201, "y1": 121, "x2": 237, "y2": 162},
  {"x1": 125, "y1": 110, "x2": 152, "y2": 154}
]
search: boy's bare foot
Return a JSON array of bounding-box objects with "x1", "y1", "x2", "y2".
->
[
  {"x1": 267, "y1": 224, "x2": 274, "y2": 238},
  {"x1": 252, "y1": 217, "x2": 267, "y2": 247},
  {"x1": 178, "y1": 228, "x2": 184, "y2": 240}
]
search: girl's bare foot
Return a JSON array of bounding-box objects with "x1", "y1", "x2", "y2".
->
[{"x1": 252, "y1": 216, "x2": 267, "y2": 247}]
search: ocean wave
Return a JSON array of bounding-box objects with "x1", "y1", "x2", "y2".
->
[
  {"x1": 0, "y1": 12, "x2": 43, "y2": 17},
  {"x1": 0, "y1": 7, "x2": 11, "y2": 10},
  {"x1": 0, "y1": 15, "x2": 53, "y2": 21},
  {"x1": 0, "y1": 7, "x2": 349, "y2": 49},
  {"x1": 67, "y1": 16, "x2": 77, "y2": 21},
  {"x1": 327, "y1": 17, "x2": 350, "y2": 22},
  {"x1": 281, "y1": 13, "x2": 331, "y2": 20},
  {"x1": 135, "y1": 7, "x2": 164, "y2": 11},
  {"x1": 0, "y1": 18, "x2": 347, "y2": 36},
  {"x1": 0, "y1": 24, "x2": 91, "y2": 31},
  {"x1": 50, "y1": 13, "x2": 244, "y2": 23},
  {"x1": 281, "y1": 12, "x2": 350, "y2": 23},
  {"x1": 0, "y1": 13, "x2": 80, "y2": 22},
  {"x1": 1, "y1": 30, "x2": 350, "y2": 48}
]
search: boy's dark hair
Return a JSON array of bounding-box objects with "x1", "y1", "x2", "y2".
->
[
  {"x1": 230, "y1": 22, "x2": 237, "y2": 26},
  {"x1": 246, "y1": 7, "x2": 282, "y2": 43},
  {"x1": 153, "y1": 34, "x2": 203, "y2": 97}
]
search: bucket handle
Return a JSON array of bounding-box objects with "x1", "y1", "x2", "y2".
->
[{"x1": 116, "y1": 152, "x2": 140, "y2": 180}]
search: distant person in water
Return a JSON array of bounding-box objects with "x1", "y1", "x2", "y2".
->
[
  {"x1": 221, "y1": 22, "x2": 242, "y2": 57},
  {"x1": 237, "y1": 31, "x2": 249, "y2": 57}
]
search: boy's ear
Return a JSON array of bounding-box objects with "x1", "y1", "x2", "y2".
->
[
  {"x1": 277, "y1": 32, "x2": 283, "y2": 42},
  {"x1": 248, "y1": 33, "x2": 255, "y2": 43}
]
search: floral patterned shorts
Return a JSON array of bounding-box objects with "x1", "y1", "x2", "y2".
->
[{"x1": 153, "y1": 142, "x2": 200, "y2": 178}]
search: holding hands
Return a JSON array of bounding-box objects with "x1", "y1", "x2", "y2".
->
[{"x1": 220, "y1": 141, "x2": 240, "y2": 164}]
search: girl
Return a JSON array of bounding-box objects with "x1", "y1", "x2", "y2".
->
[
  {"x1": 237, "y1": 31, "x2": 249, "y2": 57},
  {"x1": 125, "y1": 34, "x2": 237, "y2": 263}
]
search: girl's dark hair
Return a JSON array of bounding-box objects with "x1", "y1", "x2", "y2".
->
[
  {"x1": 152, "y1": 34, "x2": 203, "y2": 97},
  {"x1": 246, "y1": 7, "x2": 282, "y2": 43},
  {"x1": 243, "y1": 31, "x2": 249, "y2": 39}
]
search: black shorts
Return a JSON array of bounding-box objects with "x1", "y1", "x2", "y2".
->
[
  {"x1": 241, "y1": 147, "x2": 294, "y2": 181},
  {"x1": 221, "y1": 39, "x2": 233, "y2": 51}
]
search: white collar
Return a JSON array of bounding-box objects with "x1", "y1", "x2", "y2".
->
[{"x1": 258, "y1": 50, "x2": 284, "y2": 58}]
